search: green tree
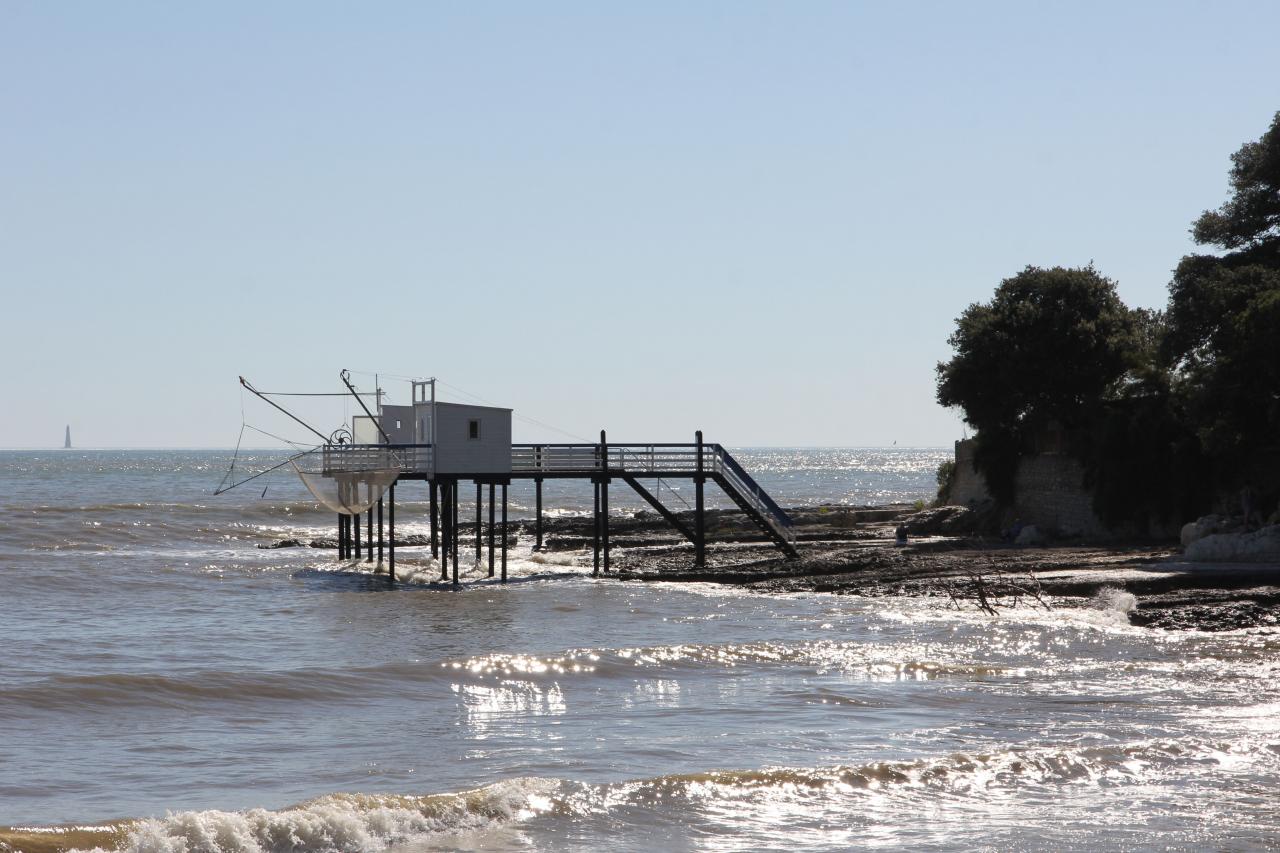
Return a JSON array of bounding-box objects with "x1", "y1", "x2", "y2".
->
[
  {"x1": 936, "y1": 265, "x2": 1141, "y2": 503},
  {"x1": 1166, "y1": 111, "x2": 1280, "y2": 461}
]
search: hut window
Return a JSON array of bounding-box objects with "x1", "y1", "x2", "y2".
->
[
  {"x1": 468, "y1": 419, "x2": 481, "y2": 440},
  {"x1": 395, "y1": 420, "x2": 402, "y2": 430}
]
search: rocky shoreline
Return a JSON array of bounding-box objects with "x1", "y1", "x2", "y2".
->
[{"x1": 267, "y1": 504, "x2": 1280, "y2": 632}]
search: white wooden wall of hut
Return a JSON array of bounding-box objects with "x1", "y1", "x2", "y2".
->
[
  {"x1": 378, "y1": 405, "x2": 415, "y2": 445},
  {"x1": 415, "y1": 401, "x2": 512, "y2": 475}
]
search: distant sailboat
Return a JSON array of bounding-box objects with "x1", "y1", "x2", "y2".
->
[{"x1": 64, "y1": 425, "x2": 72, "y2": 449}]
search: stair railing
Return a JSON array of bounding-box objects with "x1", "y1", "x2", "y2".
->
[{"x1": 708, "y1": 445, "x2": 796, "y2": 543}]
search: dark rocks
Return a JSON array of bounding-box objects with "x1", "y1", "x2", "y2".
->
[
  {"x1": 901, "y1": 505, "x2": 984, "y2": 536},
  {"x1": 258, "y1": 538, "x2": 308, "y2": 549}
]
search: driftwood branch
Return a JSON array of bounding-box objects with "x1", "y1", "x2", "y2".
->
[{"x1": 947, "y1": 571, "x2": 1054, "y2": 615}]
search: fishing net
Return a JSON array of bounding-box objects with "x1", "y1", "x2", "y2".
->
[{"x1": 290, "y1": 448, "x2": 400, "y2": 514}]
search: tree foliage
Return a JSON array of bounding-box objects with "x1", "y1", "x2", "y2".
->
[
  {"x1": 1166, "y1": 111, "x2": 1280, "y2": 461},
  {"x1": 936, "y1": 112, "x2": 1280, "y2": 528},
  {"x1": 936, "y1": 265, "x2": 1141, "y2": 503},
  {"x1": 937, "y1": 265, "x2": 1139, "y2": 432},
  {"x1": 1189, "y1": 111, "x2": 1280, "y2": 253}
]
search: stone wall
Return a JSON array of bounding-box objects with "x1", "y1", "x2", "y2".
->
[
  {"x1": 949, "y1": 438, "x2": 1107, "y2": 537},
  {"x1": 949, "y1": 439, "x2": 990, "y2": 506},
  {"x1": 1012, "y1": 451, "x2": 1107, "y2": 537}
]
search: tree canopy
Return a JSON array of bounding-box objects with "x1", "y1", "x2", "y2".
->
[
  {"x1": 935, "y1": 111, "x2": 1280, "y2": 525},
  {"x1": 936, "y1": 265, "x2": 1140, "y2": 433},
  {"x1": 1167, "y1": 111, "x2": 1280, "y2": 458},
  {"x1": 1189, "y1": 111, "x2": 1280, "y2": 254},
  {"x1": 935, "y1": 264, "x2": 1141, "y2": 502}
]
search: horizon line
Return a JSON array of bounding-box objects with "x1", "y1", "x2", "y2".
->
[{"x1": 0, "y1": 444, "x2": 957, "y2": 451}]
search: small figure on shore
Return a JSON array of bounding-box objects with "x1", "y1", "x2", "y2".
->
[{"x1": 895, "y1": 524, "x2": 908, "y2": 546}]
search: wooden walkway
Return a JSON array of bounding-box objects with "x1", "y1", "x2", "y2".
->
[{"x1": 320, "y1": 432, "x2": 797, "y2": 585}]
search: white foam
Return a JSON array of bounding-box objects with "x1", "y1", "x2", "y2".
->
[{"x1": 99, "y1": 778, "x2": 559, "y2": 853}]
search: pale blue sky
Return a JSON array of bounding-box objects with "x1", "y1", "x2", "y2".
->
[{"x1": 3, "y1": 1, "x2": 1277, "y2": 448}]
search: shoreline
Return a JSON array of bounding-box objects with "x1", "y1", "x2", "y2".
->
[{"x1": 267, "y1": 503, "x2": 1280, "y2": 632}]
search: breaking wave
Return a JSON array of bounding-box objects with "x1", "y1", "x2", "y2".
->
[{"x1": 4, "y1": 737, "x2": 1273, "y2": 852}]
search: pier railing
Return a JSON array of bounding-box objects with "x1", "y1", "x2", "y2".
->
[
  {"x1": 316, "y1": 440, "x2": 795, "y2": 550},
  {"x1": 510, "y1": 443, "x2": 707, "y2": 475},
  {"x1": 318, "y1": 443, "x2": 432, "y2": 475},
  {"x1": 510, "y1": 442, "x2": 796, "y2": 548}
]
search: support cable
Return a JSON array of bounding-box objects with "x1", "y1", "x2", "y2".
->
[
  {"x1": 214, "y1": 452, "x2": 309, "y2": 495},
  {"x1": 239, "y1": 376, "x2": 330, "y2": 443}
]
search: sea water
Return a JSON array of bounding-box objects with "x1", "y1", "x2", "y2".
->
[{"x1": 1, "y1": 450, "x2": 1278, "y2": 851}]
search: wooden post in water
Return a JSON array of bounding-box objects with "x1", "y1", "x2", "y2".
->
[
  {"x1": 488, "y1": 482, "x2": 496, "y2": 577},
  {"x1": 501, "y1": 482, "x2": 508, "y2": 582},
  {"x1": 592, "y1": 480, "x2": 601, "y2": 576},
  {"x1": 353, "y1": 507, "x2": 361, "y2": 557},
  {"x1": 377, "y1": 497, "x2": 384, "y2": 564},
  {"x1": 475, "y1": 483, "x2": 482, "y2": 564},
  {"x1": 451, "y1": 481, "x2": 460, "y2": 586},
  {"x1": 601, "y1": 430, "x2": 610, "y2": 573},
  {"x1": 534, "y1": 477, "x2": 543, "y2": 551},
  {"x1": 602, "y1": 481, "x2": 610, "y2": 572},
  {"x1": 695, "y1": 429, "x2": 706, "y2": 568},
  {"x1": 430, "y1": 480, "x2": 439, "y2": 559},
  {"x1": 388, "y1": 483, "x2": 396, "y2": 581},
  {"x1": 336, "y1": 482, "x2": 345, "y2": 559},
  {"x1": 439, "y1": 482, "x2": 450, "y2": 581},
  {"x1": 366, "y1": 505, "x2": 373, "y2": 562}
]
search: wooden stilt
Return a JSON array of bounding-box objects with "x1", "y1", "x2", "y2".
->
[
  {"x1": 534, "y1": 477, "x2": 543, "y2": 551},
  {"x1": 440, "y1": 482, "x2": 450, "y2": 581},
  {"x1": 430, "y1": 479, "x2": 439, "y2": 560},
  {"x1": 601, "y1": 430, "x2": 609, "y2": 572},
  {"x1": 592, "y1": 479, "x2": 600, "y2": 576},
  {"x1": 388, "y1": 483, "x2": 396, "y2": 581},
  {"x1": 602, "y1": 478, "x2": 610, "y2": 572},
  {"x1": 451, "y1": 481, "x2": 459, "y2": 586},
  {"x1": 366, "y1": 505, "x2": 373, "y2": 562},
  {"x1": 501, "y1": 482, "x2": 507, "y2": 582},
  {"x1": 377, "y1": 497, "x2": 384, "y2": 564},
  {"x1": 337, "y1": 513, "x2": 345, "y2": 559},
  {"x1": 353, "y1": 507, "x2": 361, "y2": 557},
  {"x1": 475, "y1": 482, "x2": 482, "y2": 563},
  {"x1": 488, "y1": 482, "x2": 495, "y2": 577},
  {"x1": 695, "y1": 429, "x2": 706, "y2": 568}
]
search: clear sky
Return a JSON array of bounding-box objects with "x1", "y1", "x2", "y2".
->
[{"x1": 3, "y1": 1, "x2": 1277, "y2": 448}]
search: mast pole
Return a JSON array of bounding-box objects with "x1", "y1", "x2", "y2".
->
[
  {"x1": 239, "y1": 376, "x2": 330, "y2": 443},
  {"x1": 340, "y1": 369, "x2": 391, "y2": 444}
]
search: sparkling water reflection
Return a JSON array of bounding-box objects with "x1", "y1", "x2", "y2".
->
[{"x1": 0, "y1": 451, "x2": 1277, "y2": 851}]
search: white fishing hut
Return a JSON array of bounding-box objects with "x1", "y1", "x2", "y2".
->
[
  {"x1": 352, "y1": 380, "x2": 512, "y2": 476},
  {"x1": 236, "y1": 372, "x2": 796, "y2": 589}
]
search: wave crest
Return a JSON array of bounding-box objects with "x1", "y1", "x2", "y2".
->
[{"x1": 3, "y1": 737, "x2": 1270, "y2": 852}]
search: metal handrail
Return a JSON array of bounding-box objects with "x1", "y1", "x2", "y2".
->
[
  {"x1": 714, "y1": 448, "x2": 792, "y2": 527},
  {"x1": 512, "y1": 442, "x2": 793, "y2": 540},
  {"x1": 319, "y1": 443, "x2": 432, "y2": 475},
  {"x1": 617, "y1": 446, "x2": 692, "y2": 510},
  {"x1": 315, "y1": 440, "x2": 793, "y2": 543}
]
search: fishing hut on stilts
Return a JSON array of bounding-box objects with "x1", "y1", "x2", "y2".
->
[{"x1": 229, "y1": 371, "x2": 798, "y2": 586}]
